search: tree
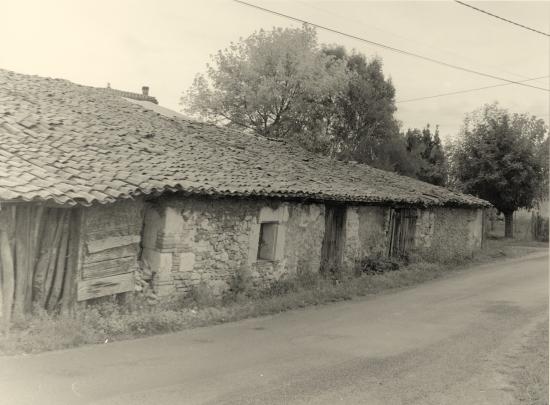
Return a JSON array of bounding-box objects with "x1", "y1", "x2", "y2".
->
[
  {"x1": 404, "y1": 125, "x2": 447, "y2": 186},
  {"x1": 536, "y1": 137, "x2": 549, "y2": 202},
  {"x1": 512, "y1": 113, "x2": 548, "y2": 203},
  {"x1": 448, "y1": 103, "x2": 547, "y2": 238},
  {"x1": 182, "y1": 26, "x2": 451, "y2": 184},
  {"x1": 182, "y1": 25, "x2": 348, "y2": 151},
  {"x1": 322, "y1": 46, "x2": 401, "y2": 169}
]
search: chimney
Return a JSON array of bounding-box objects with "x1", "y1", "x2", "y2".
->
[{"x1": 142, "y1": 86, "x2": 149, "y2": 96}]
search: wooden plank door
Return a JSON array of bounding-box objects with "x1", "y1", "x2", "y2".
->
[
  {"x1": 388, "y1": 208, "x2": 417, "y2": 258},
  {"x1": 321, "y1": 205, "x2": 346, "y2": 273}
]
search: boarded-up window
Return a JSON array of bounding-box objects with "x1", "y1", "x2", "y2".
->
[
  {"x1": 388, "y1": 208, "x2": 417, "y2": 258},
  {"x1": 258, "y1": 222, "x2": 278, "y2": 261},
  {"x1": 77, "y1": 201, "x2": 143, "y2": 301}
]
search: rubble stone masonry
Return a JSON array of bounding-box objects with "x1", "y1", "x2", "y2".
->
[
  {"x1": 80, "y1": 196, "x2": 485, "y2": 300},
  {"x1": 141, "y1": 197, "x2": 325, "y2": 296}
]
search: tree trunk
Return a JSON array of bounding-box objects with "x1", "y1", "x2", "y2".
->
[{"x1": 504, "y1": 211, "x2": 514, "y2": 239}]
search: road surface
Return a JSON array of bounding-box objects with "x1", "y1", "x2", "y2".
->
[{"x1": 0, "y1": 252, "x2": 548, "y2": 405}]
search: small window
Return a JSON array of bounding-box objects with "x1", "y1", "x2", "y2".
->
[{"x1": 257, "y1": 222, "x2": 278, "y2": 261}]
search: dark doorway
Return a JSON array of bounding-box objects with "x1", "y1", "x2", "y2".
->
[
  {"x1": 387, "y1": 208, "x2": 417, "y2": 258},
  {"x1": 321, "y1": 205, "x2": 346, "y2": 273}
]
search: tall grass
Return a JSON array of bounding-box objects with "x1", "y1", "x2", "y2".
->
[
  {"x1": 0, "y1": 239, "x2": 544, "y2": 355},
  {"x1": 510, "y1": 322, "x2": 549, "y2": 405}
]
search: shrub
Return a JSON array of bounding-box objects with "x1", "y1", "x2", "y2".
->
[
  {"x1": 261, "y1": 276, "x2": 297, "y2": 297},
  {"x1": 0, "y1": 238, "x2": 537, "y2": 355},
  {"x1": 260, "y1": 267, "x2": 322, "y2": 298},
  {"x1": 227, "y1": 265, "x2": 254, "y2": 298},
  {"x1": 295, "y1": 267, "x2": 320, "y2": 288},
  {"x1": 355, "y1": 255, "x2": 401, "y2": 275},
  {"x1": 189, "y1": 281, "x2": 219, "y2": 307}
]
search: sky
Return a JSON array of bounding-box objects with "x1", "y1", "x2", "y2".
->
[{"x1": 1, "y1": 0, "x2": 549, "y2": 142}]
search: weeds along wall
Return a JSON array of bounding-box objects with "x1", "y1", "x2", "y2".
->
[{"x1": 141, "y1": 196, "x2": 325, "y2": 296}]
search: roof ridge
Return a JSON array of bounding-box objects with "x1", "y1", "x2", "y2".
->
[{"x1": 101, "y1": 87, "x2": 158, "y2": 104}]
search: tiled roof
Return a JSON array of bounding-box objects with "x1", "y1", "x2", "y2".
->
[{"x1": 0, "y1": 69, "x2": 490, "y2": 208}]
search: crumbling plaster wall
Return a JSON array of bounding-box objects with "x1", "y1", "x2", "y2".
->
[
  {"x1": 142, "y1": 197, "x2": 325, "y2": 296},
  {"x1": 415, "y1": 209, "x2": 435, "y2": 249},
  {"x1": 343, "y1": 205, "x2": 484, "y2": 265},
  {"x1": 415, "y1": 207, "x2": 483, "y2": 261},
  {"x1": 342, "y1": 205, "x2": 390, "y2": 267}
]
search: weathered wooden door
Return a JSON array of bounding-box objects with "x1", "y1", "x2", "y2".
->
[
  {"x1": 387, "y1": 208, "x2": 417, "y2": 258},
  {"x1": 0, "y1": 205, "x2": 81, "y2": 323},
  {"x1": 321, "y1": 205, "x2": 346, "y2": 273}
]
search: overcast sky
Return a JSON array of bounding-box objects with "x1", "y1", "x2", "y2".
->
[{"x1": 2, "y1": 0, "x2": 549, "y2": 142}]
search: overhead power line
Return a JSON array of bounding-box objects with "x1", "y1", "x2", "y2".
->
[
  {"x1": 397, "y1": 75, "x2": 549, "y2": 103},
  {"x1": 299, "y1": 0, "x2": 547, "y2": 86},
  {"x1": 454, "y1": 1, "x2": 550, "y2": 37},
  {"x1": 233, "y1": 0, "x2": 550, "y2": 92}
]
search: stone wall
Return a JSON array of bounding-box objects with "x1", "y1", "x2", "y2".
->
[
  {"x1": 76, "y1": 196, "x2": 485, "y2": 301},
  {"x1": 415, "y1": 207, "x2": 483, "y2": 261},
  {"x1": 342, "y1": 205, "x2": 390, "y2": 267},
  {"x1": 142, "y1": 196, "x2": 325, "y2": 296},
  {"x1": 343, "y1": 205, "x2": 484, "y2": 265},
  {"x1": 415, "y1": 209, "x2": 435, "y2": 249},
  {"x1": 357, "y1": 206, "x2": 390, "y2": 257}
]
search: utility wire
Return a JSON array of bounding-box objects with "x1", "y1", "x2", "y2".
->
[
  {"x1": 454, "y1": 1, "x2": 550, "y2": 37},
  {"x1": 233, "y1": 0, "x2": 550, "y2": 92},
  {"x1": 299, "y1": 0, "x2": 548, "y2": 86},
  {"x1": 397, "y1": 75, "x2": 549, "y2": 103}
]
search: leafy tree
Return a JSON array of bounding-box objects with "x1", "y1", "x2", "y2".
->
[
  {"x1": 182, "y1": 25, "x2": 348, "y2": 151},
  {"x1": 322, "y1": 46, "x2": 400, "y2": 168},
  {"x1": 183, "y1": 26, "x2": 452, "y2": 186},
  {"x1": 536, "y1": 137, "x2": 549, "y2": 202},
  {"x1": 448, "y1": 103, "x2": 547, "y2": 237},
  {"x1": 512, "y1": 113, "x2": 548, "y2": 203},
  {"x1": 404, "y1": 125, "x2": 447, "y2": 186}
]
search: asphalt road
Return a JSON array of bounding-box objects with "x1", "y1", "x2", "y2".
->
[{"x1": 0, "y1": 252, "x2": 547, "y2": 405}]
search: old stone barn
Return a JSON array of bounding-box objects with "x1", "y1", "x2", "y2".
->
[{"x1": 0, "y1": 69, "x2": 490, "y2": 319}]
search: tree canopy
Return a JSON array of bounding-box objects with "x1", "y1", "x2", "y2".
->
[
  {"x1": 448, "y1": 103, "x2": 548, "y2": 237},
  {"x1": 183, "y1": 25, "x2": 452, "y2": 187},
  {"x1": 183, "y1": 25, "x2": 348, "y2": 152},
  {"x1": 321, "y1": 46, "x2": 400, "y2": 169},
  {"x1": 404, "y1": 125, "x2": 447, "y2": 186}
]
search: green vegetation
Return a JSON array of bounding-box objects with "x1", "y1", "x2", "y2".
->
[
  {"x1": 183, "y1": 25, "x2": 449, "y2": 185},
  {"x1": 509, "y1": 321, "x2": 549, "y2": 405},
  {"x1": 448, "y1": 102, "x2": 548, "y2": 237},
  {"x1": 0, "y1": 239, "x2": 545, "y2": 355}
]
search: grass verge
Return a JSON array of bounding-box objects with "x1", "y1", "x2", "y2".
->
[
  {"x1": 0, "y1": 238, "x2": 546, "y2": 355},
  {"x1": 509, "y1": 321, "x2": 549, "y2": 405}
]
